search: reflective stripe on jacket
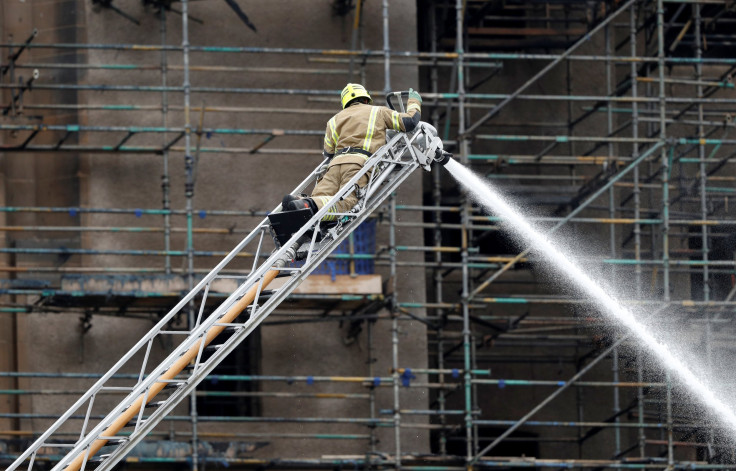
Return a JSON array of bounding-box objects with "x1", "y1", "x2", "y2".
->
[{"x1": 323, "y1": 98, "x2": 421, "y2": 167}]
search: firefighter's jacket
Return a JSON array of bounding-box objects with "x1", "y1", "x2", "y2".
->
[{"x1": 323, "y1": 98, "x2": 422, "y2": 168}]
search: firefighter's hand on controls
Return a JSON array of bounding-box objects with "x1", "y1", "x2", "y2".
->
[{"x1": 408, "y1": 88, "x2": 422, "y2": 104}]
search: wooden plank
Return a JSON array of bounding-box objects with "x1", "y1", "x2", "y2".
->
[{"x1": 270, "y1": 274, "x2": 382, "y2": 295}]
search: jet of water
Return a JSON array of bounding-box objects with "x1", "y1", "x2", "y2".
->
[{"x1": 444, "y1": 158, "x2": 736, "y2": 436}]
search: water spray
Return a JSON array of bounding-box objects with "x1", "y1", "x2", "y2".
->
[{"x1": 442, "y1": 158, "x2": 736, "y2": 443}]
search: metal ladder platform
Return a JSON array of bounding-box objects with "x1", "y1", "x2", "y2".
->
[{"x1": 7, "y1": 120, "x2": 448, "y2": 471}]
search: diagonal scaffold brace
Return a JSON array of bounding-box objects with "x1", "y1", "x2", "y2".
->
[{"x1": 7, "y1": 108, "x2": 453, "y2": 471}]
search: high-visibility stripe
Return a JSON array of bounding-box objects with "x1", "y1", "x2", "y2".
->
[
  {"x1": 327, "y1": 117, "x2": 339, "y2": 149},
  {"x1": 407, "y1": 103, "x2": 421, "y2": 113},
  {"x1": 391, "y1": 111, "x2": 401, "y2": 131},
  {"x1": 316, "y1": 196, "x2": 337, "y2": 221},
  {"x1": 362, "y1": 107, "x2": 379, "y2": 151}
]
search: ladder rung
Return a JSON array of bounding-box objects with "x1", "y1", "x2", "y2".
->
[
  {"x1": 204, "y1": 344, "x2": 223, "y2": 353},
  {"x1": 212, "y1": 323, "x2": 242, "y2": 330},
  {"x1": 145, "y1": 401, "x2": 167, "y2": 409},
  {"x1": 159, "y1": 330, "x2": 192, "y2": 335},
  {"x1": 100, "y1": 386, "x2": 134, "y2": 392},
  {"x1": 98, "y1": 436, "x2": 127, "y2": 443},
  {"x1": 39, "y1": 443, "x2": 77, "y2": 448},
  {"x1": 162, "y1": 380, "x2": 187, "y2": 387},
  {"x1": 123, "y1": 418, "x2": 146, "y2": 428},
  {"x1": 237, "y1": 290, "x2": 274, "y2": 301},
  {"x1": 89, "y1": 453, "x2": 111, "y2": 463}
]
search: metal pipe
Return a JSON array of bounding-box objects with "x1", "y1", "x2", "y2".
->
[
  {"x1": 603, "y1": 30, "x2": 623, "y2": 453},
  {"x1": 453, "y1": 0, "x2": 473, "y2": 462},
  {"x1": 5, "y1": 41, "x2": 736, "y2": 65},
  {"x1": 630, "y1": 5, "x2": 646, "y2": 458},
  {"x1": 180, "y1": 4, "x2": 200, "y2": 469},
  {"x1": 160, "y1": 8, "x2": 172, "y2": 275},
  {"x1": 461, "y1": 0, "x2": 638, "y2": 138},
  {"x1": 470, "y1": 332, "x2": 635, "y2": 463},
  {"x1": 7, "y1": 80, "x2": 736, "y2": 105},
  {"x1": 658, "y1": 0, "x2": 671, "y2": 305},
  {"x1": 390, "y1": 193, "x2": 401, "y2": 464},
  {"x1": 429, "y1": 0, "x2": 447, "y2": 456}
]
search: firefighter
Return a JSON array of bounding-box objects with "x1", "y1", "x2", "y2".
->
[{"x1": 282, "y1": 83, "x2": 422, "y2": 220}]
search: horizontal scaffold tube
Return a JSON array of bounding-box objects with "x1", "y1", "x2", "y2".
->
[
  {"x1": 0, "y1": 412, "x2": 393, "y2": 426},
  {"x1": 3, "y1": 41, "x2": 736, "y2": 65},
  {"x1": 4, "y1": 82, "x2": 736, "y2": 105},
  {"x1": 0, "y1": 122, "x2": 322, "y2": 136}
]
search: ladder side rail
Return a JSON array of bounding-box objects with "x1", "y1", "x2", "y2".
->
[
  {"x1": 7, "y1": 224, "x2": 272, "y2": 471},
  {"x1": 246, "y1": 163, "x2": 421, "y2": 330},
  {"x1": 36, "y1": 138, "x2": 422, "y2": 470},
  {"x1": 362, "y1": 164, "x2": 420, "y2": 219},
  {"x1": 362, "y1": 157, "x2": 414, "y2": 207},
  {"x1": 49, "y1": 246, "x2": 293, "y2": 470},
  {"x1": 362, "y1": 138, "x2": 422, "y2": 205},
  {"x1": 52, "y1": 179, "x2": 358, "y2": 470},
  {"x1": 93, "y1": 161, "x2": 423, "y2": 471},
  {"x1": 7, "y1": 163, "x2": 328, "y2": 471},
  {"x1": 21, "y1": 141, "x2": 412, "y2": 470}
]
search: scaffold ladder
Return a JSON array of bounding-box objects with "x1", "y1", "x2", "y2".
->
[{"x1": 8, "y1": 118, "x2": 448, "y2": 471}]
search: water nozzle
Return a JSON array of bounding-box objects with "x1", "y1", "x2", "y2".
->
[{"x1": 434, "y1": 150, "x2": 453, "y2": 167}]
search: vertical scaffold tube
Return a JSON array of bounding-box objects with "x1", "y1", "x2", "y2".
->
[
  {"x1": 429, "y1": 0, "x2": 447, "y2": 455},
  {"x1": 657, "y1": 0, "x2": 670, "y2": 303},
  {"x1": 631, "y1": 4, "x2": 646, "y2": 458},
  {"x1": 454, "y1": 0, "x2": 473, "y2": 462},
  {"x1": 657, "y1": 0, "x2": 674, "y2": 462},
  {"x1": 694, "y1": 3, "x2": 715, "y2": 456},
  {"x1": 180, "y1": 2, "x2": 199, "y2": 469},
  {"x1": 160, "y1": 8, "x2": 172, "y2": 276},
  {"x1": 390, "y1": 193, "x2": 401, "y2": 465},
  {"x1": 382, "y1": 0, "x2": 391, "y2": 94},
  {"x1": 605, "y1": 22, "x2": 622, "y2": 457}
]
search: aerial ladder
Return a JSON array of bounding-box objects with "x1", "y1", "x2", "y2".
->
[{"x1": 7, "y1": 93, "x2": 452, "y2": 471}]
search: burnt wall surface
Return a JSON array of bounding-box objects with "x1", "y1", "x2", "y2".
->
[{"x1": 0, "y1": 0, "x2": 429, "y2": 462}]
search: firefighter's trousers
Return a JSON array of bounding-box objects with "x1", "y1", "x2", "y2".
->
[{"x1": 311, "y1": 162, "x2": 369, "y2": 221}]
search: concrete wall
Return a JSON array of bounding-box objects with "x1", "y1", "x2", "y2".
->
[
  {"x1": 0, "y1": 0, "x2": 86, "y2": 441},
  {"x1": 2, "y1": 0, "x2": 430, "y2": 461}
]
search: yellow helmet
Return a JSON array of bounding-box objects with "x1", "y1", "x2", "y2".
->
[{"x1": 340, "y1": 83, "x2": 372, "y2": 109}]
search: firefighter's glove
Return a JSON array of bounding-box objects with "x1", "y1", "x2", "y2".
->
[{"x1": 408, "y1": 88, "x2": 422, "y2": 104}]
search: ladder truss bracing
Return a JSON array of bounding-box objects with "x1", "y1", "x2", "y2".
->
[
  {"x1": 7, "y1": 122, "x2": 448, "y2": 471},
  {"x1": 1, "y1": 0, "x2": 736, "y2": 469}
]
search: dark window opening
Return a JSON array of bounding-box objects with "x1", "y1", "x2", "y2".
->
[
  {"x1": 689, "y1": 227, "x2": 736, "y2": 302},
  {"x1": 196, "y1": 329, "x2": 261, "y2": 417},
  {"x1": 431, "y1": 426, "x2": 540, "y2": 459}
]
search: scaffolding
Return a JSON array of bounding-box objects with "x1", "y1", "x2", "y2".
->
[{"x1": 1, "y1": 0, "x2": 736, "y2": 469}]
